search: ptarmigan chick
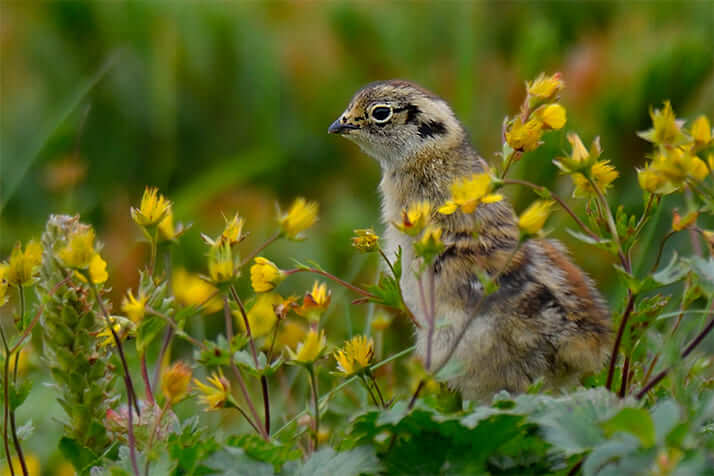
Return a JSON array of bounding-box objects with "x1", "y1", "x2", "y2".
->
[{"x1": 329, "y1": 80, "x2": 611, "y2": 400}]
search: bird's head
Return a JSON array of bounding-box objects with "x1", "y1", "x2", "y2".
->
[{"x1": 328, "y1": 80, "x2": 465, "y2": 168}]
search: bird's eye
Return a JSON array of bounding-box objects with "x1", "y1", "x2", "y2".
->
[{"x1": 370, "y1": 105, "x2": 393, "y2": 123}]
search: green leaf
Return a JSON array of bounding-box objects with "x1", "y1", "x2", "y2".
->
[
  {"x1": 59, "y1": 436, "x2": 100, "y2": 473},
  {"x1": 135, "y1": 316, "x2": 166, "y2": 354},
  {"x1": 282, "y1": 446, "x2": 380, "y2": 476},
  {"x1": 9, "y1": 379, "x2": 32, "y2": 410},
  {"x1": 226, "y1": 434, "x2": 300, "y2": 471},
  {"x1": 602, "y1": 408, "x2": 656, "y2": 448},
  {"x1": 582, "y1": 434, "x2": 640, "y2": 476},
  {"x1": 651, "y1": 400, "x2": 681, "y2": 445},
  {"x1": 566, "y1": 229, "x2": 609, "y2": 247}
]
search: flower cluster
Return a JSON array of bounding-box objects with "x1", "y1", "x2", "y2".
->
[{"x1": 438, "y1": 173, "x2": 502, "y2": 215}]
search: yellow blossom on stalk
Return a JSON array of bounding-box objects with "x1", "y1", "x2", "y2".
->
[
  {"x1": 207, "y1": 242, "x2": 236, "y2": 284},
  {"x1": 296, "y1": 281, "x2": 331, "y2": 323},
  {"x1": 287, "y1": 329, "x2": 326, "y2": 364},
  {"x1": 250, "y1": 257, "x2": 285, "y2": 293},
  {"x1": 279, "y1": 197, "x2": 319, "y2": 239},
  {"x1": 518, "y1": 200, "x2": 554, "y2": 235},
  {"x1": 220, "y1": 213, "x2": 245, "y2": 246},
  {"x1": 194, "y1": 371, "x2": 232, "y2": 411},
  {"x1": 394, "y1": 201, "x2": 433, "y2": 235},
  {"x1": 571, "y1": 161, "x2": 619, "y2": 198},
  {"x1": 236, "y1": 293, "x2": 281, "y2": 338},
  {"x1": 88, "y1": 253, "x2": 108, "y2": 284},
  {"x1": 158, "y1": 208, "x2": 178, "y2": 242},
  {"x1": 352, "y1": 228, "x2": 379, "y2": 252},
  {"x1": 97, "y1": 320, "x2": 129, "y2": 349},
  {"x1": 438, "y1": 174, "x2": 502, "y2": 215},
  {"x1": 527, "y1": 72, "x2": 564, "y2": 99},
  {"x1": 161, "y1": 361, "x2": 192, "y2": 405},
  {"x1": 131, "y1": 186, "x2": 172, "y2": 227},
  {"x1": 655, "y1": 147, "x2": 707, "y2": 184},
  {"x1": 637, "y1": 166, "x2": 675, "y2": 195},
  {"x1": 414, "y1": 225, "x2": 445, "y2": 262},
  {"x1": 537, "y1": 104, "x2": 567, "y2": 130},
  {"x1": 57, "y1": 228, "x2": 96, "y2": 269},
  {"x1": 2, "y1": 241, "x2": 42, "y2": 287},
  {"x1": 505, "y1": 117, "x2": 543, "y2": 152},
  {"x1": 638, "y1": 101, "x2": 687, "y2": 146},
  {"x1": 672, "y1": 210, "x2": 698, "y2": 232},
  {"x1": 334, "y1": 335, "x2": 374, "y2": 376},
  {"x1": 172, "y1": 269, "x2": 222, "y2": 313},
  {"x1": 690, "y1": 115, "x2": 712, "y2": 146},
  {"x1": 121, "y1": 289, "x2": 147, "y2": 323}
]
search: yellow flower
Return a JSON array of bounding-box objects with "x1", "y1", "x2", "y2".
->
[
  {"x1": 287, "y1": 329, "x2": 326, "y2": 363},
  {"x1": 236, "y1": 293, "x2": 281, "y2": 338},
  {"x1": 518, "y1": 200, "x2": 554, "y2": 235},
  {"x1": 438, "y1": 174, "x2": 502, "y2": 215},
  {"x1": 131, "y1": 186, "x2": 172, "y2": 227},
  {"x1": 88, "y1": 253, "x2": 108, "y2": 284},
  {"x1": 352, "y1": 228, "x2": 379, "y2": 252},
  {"x1": 97, "y1": 320, "x2": 129, "y2": 349},
  {"x1": 394, "y1": 201, "x2": 433, "y2": 235},
  {"x1": 220, "y1": 213, "x2": 245, "y2": 247},
  {"x1": 2, "y1": 453, "x2": 40, "y2": 476},
  {"x1": 279, "y1": 197, "x2": 319, "y2": 239},
  {"x1": 121, "y1": 289, "x2": 147, "y2": 323},
  {"x1": 690, "y1": 115, "x2": 712, "y2": 146},
  {"x1": 57, "y1": 228, "x2": 97, "y2": 269},
  {"x1": 15, "y1": 347, "x2": 31, "y2": 376},
  {"x1": 638, "y1": 101, "x2": 687, "y2": 146},
  {"x1": 161, "y1": 361, "x2": 192, "y2": 405},
  {"x1": 250, "y1": 257, "x2": 285, "y2": 293},
  {"x1": 537, "y1": 104, "x2": 567, "y2": 130},
  {"x1": 296, "y1": 281, "x2": 331, "y2": 322},
  {"x1": 2, "y1": 241, "x2": 42, "y2": 286},
  {"x1": 571, "y1": 160, "x2": 619, "y2": 198},
  {"x1": 527, "y1": 72, "x2": 564, "y2": 99},
  {"x1": 194, "y1": 371, "x2": 232, "y2": 410},
  {"x1": 414, "y1": 225, "x2": 445, "y2": 261},
  {"x1": 419, "y1": 225, "x2": 443, "y2": 247},
  {"x1": 172, "y1": 269, "x2": 222, "y2": 313},
  {"x1": 334, "y1": 335, "x2": 374, "y2": 376},
  {"x1": 207, "y1": 242, "x2": 236, "y2": 284},
  {"x1": 637, "y1": 166, "x2": 675, "y2": 195},
  {"x1": 505, "y1": 117, "x2": 543, "y2": 152}
]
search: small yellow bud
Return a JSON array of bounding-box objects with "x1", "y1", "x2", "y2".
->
[
  {"x1": 250, "y1": 257, "x2": 285, "y2": 293},
  {"x1": 394, "y1": 201, "x2": 433, "y2": 235},
  {"x1": 371, "y1": 313, "x2": 392, "y2": 332},
  {"x1": 279, "y1": 197, "x2": 319, "y2": 240},
  {"x1": 88, "y1": 253, "x2": 108, "y2": 284},
  {"x1": 672, "y1": 210, "x2": 698, "y2": 232},
  {"x1": 296, "y1": 281, "x2": 331, "y2": 323},
  {"x1": 638, "y1": 101, "x2": 687, "y2": 146},
  {"x1": 571, "y1": 160, "x2": 619, "y2": 198},
  {"x1": 57, "y1": 228, "x2": 96, "y2": 269},
  {"x1": 518, "y1": 200, "x2": 554, "y2": 235},
  {"x1": 161, "y1": 361, "x2": 192, "y2": 405},
  {"x1": 220, "y1": 213, "x2": 245, "y2": 246},
  {"x1": 207, "y1": 242, "x2": 236, "y2": 284}
]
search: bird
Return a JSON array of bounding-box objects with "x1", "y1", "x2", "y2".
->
[{"x1": 328, "y1": 80, "x2": 612, "y2": 400}]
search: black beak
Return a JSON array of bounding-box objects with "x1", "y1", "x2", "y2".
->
[{"x1": 328, "y1": 118, "x2": 359, "y2": 134}]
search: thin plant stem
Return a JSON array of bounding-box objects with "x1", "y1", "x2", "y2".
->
[
  {"x1": 408, "y1": 380, "x2": 425, "y2": 409},
  {"x1": 143, "y1": 402, "x2": 169, "y2": 476},
  {"x1": 261, "y1": 376, "x2": 270, "y2": 436},
  {"x1": 222, "y1": 297, "x2": 267, "y2": 440},
  {"x1": 141, "y1": 354, "x2": 154, "y2": 406},
  {"x1": 618, "y1": 356, "x2": 630, "y2": 398},
  {"x1": 273, "y1": 345, "x2": 415, "y2": 439},
  {"x1": 126, "y1": 388, "x2": 139, "y2": 476},
  {"x1": 17, "y1": 286, "x2": 25, "y2": 331},
  {"x1": 89, "y1": 281, "x2": 141, "y2": 415},
  {"x1": 636, "y1": 306, "x2": 714, "y2": 399},
  {"x1": 145, "y1": 307, "x2": 205, "y2": 349},
  {"x1": 650, "y1": 231, "x2": 677, "y2": 274},
  {"x1": 605, "y1": 290, "x2": 635, "y2": 391},
  {"x1": 308, "y1": 366, "x2": 320, "y2": 451},
  {"x1": 1, "y1": 326, "x2": 16, "y2": 476},
  {"x1": 152, "y1": 327, "x2": 174, "y2": 389},
  {"x1": 0, "y1": 323, "x2": 26, "y2": 476},
  {"x1": 417, "y1": 275, "x2": 433, "y2": 370},
  {"x1": 359, "y1": 374, "x2": 380, "y2": 407},
  {"x1": 267, "y1": 322, "x2": 280, "y2": 364},
  {"x1": 239, "y1": 231, "x2": 281, "y2": 268},
  {"x1": 285, "y1": 268, "x2": 377, "y2": 299},
  {"x1": 503, "y1": 179, "x2": 599, "y2": 241},
  {"x1": 367, "y1": 371, "x2": 387, "y2": 408},
  {"x1": 228, "y1": 286, "x2": 259, "y2": 366}
]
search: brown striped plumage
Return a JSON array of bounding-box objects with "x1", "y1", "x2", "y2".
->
[{"x1": 329, "y1": 80, "x2": 611, "y2": 400}]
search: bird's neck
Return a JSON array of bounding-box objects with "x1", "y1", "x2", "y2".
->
[{"x1": 378, "y1": 139, "x2": 484, "y2": 224}]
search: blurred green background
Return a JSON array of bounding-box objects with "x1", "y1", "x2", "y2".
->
[{"x1": 1, "y1": 1, "x2": 713, "y2": 473}]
